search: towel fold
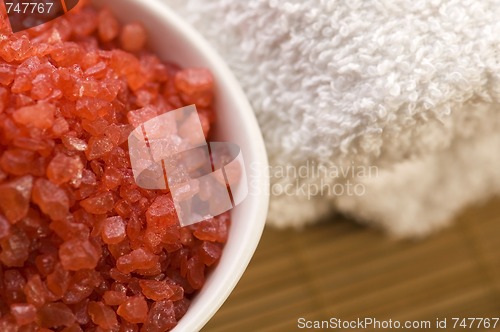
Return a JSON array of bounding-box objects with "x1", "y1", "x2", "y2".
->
[{"x1": 165, "y1": 0, "x2": 500, "y2": 237}]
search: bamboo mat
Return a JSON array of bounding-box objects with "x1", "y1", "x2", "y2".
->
[{"x1": 203, "y1": 198, "x2": 500, "y2": 331}]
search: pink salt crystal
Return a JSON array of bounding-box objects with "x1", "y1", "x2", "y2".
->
[
  {"x1": 50, "y1": 42, "x2": 84, "y2": 67},
  {"x1": 0, "y1": 175, "x2": 33, "y2": 223},
  {"x1": 62, "y1": 135, "x2": 88, "y2": 152},
  {"x1": 198, "y1": 241, "x2": 222, "y2": 266},
  {"x1": 193, "y1": 212, "x2": 230, "y2": 243},
  {"x1": 63, "y1": 270, "x2": 102, "y2": 305},
  {"x1": 0, "y1": 227, "x2": 30, "y2": 267},
  {"x1": 49, "y1": 217, "x2": 90, "y2": 241},
  {"x1": 59, "y1": 239, "x2": 101, "y2": 271},
  {"x1": 103, "y1": 290, "x2": 127, "y2": 306},
  {"x1": 12, "y1": 137, "x2": 54, "y2": 157},
  {"x1": 47, "y1": 153, "x2": 83, "y2": 185},
  {"x1": 3, "y1": 269, "x2": 27, "y2": 304},
  {"x1": 35, "y1": 253, "x2": 57, "y2": 277},
  {"x1": 12, "y1": 102, "x2": 56, "y2": 129},
  {"x1": 88, "y1": 301, "x2": 119, "y2": 330},
  {"x1": 84, "y1": 61, "x2": 107, "y2": 78},
  {"x1": 0, "y1": 87, "x2": 9, "y2": 112},
  {"x1": 0, "y1": 214, "x2": 10, "y2": 239},
  {"x1": 116, "y1": 248, "x2": 159, "y2": 274},
  {"x1": 10, "y1": 303, "x2": 36, "y2": 326},
  {"x1": 57, "y1": 66, "x2": 83, "y2": 101},
  {"x1": 186, "y1": 256, "x2": 205, "y2": 290},
  {"x1": 24, "y1": 274, "x2": 47, "y2": 307},
  {"x1": 103, "y1": 166, "x2": 123, "y2": 190},
  {"x1": 36, "y1": 302, "x2": 76, "y2": 328},
  {"x1": 52, "y1": 117, "x2": 70, "y2": 136},
  {"x1": 117, "y1": 296, "x2": 148, "y2": 324},
  {"x1": 0, "y1": 64, "x2": 16, "y2": 85},
  {"x1": 109, "y1": 50, "x2": 136, "y2": 73},
  {"x1": 82, "y1": 117, "x2": 109, "y2": 136},
  {"x1": 32, "y1": 178, "x2": 70, "y2": 220},
  {"x1": 0, "y1": 315, "x2": 18, "y2": 332},
  {"x1": 139, "y1": 280, "x2": 175, "y2": 301},
  {"x1": 80, "y1": 192, "x2": 115, "y2": 214},
  {"x1": 70, "y1": 298, "x2": 91, "y2": 325},
  {"x1": 101, "y1": 216, "x2": 127, "y2": 244},
  {"x1": 142, "y1": 300, "x2": 177, "y2": 332},
  {"x1": 146, "y1": 195, "x2": 178, "y2": 229},
  {"x1": 31, "y1": 74, "x2": 54, "y2": 100},
  {"x1": 80, "y1": 80, "x2": 102, "y2": 98},
  {"x1": 76, "y1": 98, "x2": 109, "y2": 121},
  {"x1": 126, "y1": 105, "x2": 158, "y2": 128},
  {"x1": 67, "y1": 7, "x2": 98, "y2": 37},
  {"x1": 85, "y1": 136, "x2": 114, "y2": 160},
  {"x1": 46, "y1": 264, "x2": 70, "y2": 298},
  {"x1": 62, "y1": 325, "x2": 84, "y2": 332},
  {"x1": 174, "y1": 68, "x2": 214, "y2": 107},
  {"x1": 120, "y1": 23, "x2": 147, "y2": 53},
  {"x1": 98, "y1": 7, "x2": 120, "y2": 42},
  {"x1": 0, "y1": 150, "x2": 37, "y2": 176}
]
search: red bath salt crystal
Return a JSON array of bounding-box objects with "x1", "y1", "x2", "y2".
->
[
  {"x1": 0, "y1": 175, "x2": 33, "y2": 224},
  {"x1": 3, "y1": 269, "x2": 27, "y2": 305},
  {"x1": 101, "y1": 216, "x2": 127, "y2": 244},
  {"x1": 47, "y1": 153, "x2": 84, "y2": 185},
  {"x1": 192, "y1": 212, "x2": 230, "y2": 243},
  {"x1": 186, "y1": 256, "x2": 205, "y2": 290},
  {"x1": 98, "y1": 7, "x2": 120, "y2": 42},
  {"x1": 146, "y1": 195, "x2": 178, "y2": 229},
  {"x1": 117, "y1": 295, "x2": 148, "y2": 324},
  {"x1": 88, "y1": 301, "x2": 119, "y2": 330},
  {"x1": 103, "y1": 290, "x2": 127, "y2": 306},
  {"x1": 142, "y1": 300, "x2": 177, "y2": 332},
  {"x1": 62, "y1": 135, "x2": 88, "y2": 152},
  {"x1": 32, "y1": 178, "x2": 70, "y2": 221},
  {"x1": 10, "y1": 303, "x2": 36, "y2": 326},
  {"x1": 12, "y1": 102, "x2": 56, "y2": 129},
  {"x1": 63, "y1": 270, "x2": 102, "y2": 305},
  {"x1": 12, "y1": 137, "x2": 54, "y2": 157},
  {"x1": 0, "y1": 214, "x2": 11, "y2": 239},
  {"x1": 139, "y1": 280, "x2": 175, "y2": 301},
  {"x1": 85, "y1": 136, "x2": 115, "y2": 160},
  {"x1": 36, "y1": 302, "x2": 76, "y2": 328},
  {"x1": 116, "y1": 248, "x2": 159, "y2": 274},
  {"x1": 80, "y1": 191, "x2": 115, "y2": 214},
  {"x1": 46, "y1": 264, "x2": 70, "y2": 298},
  {"x1": 0, "y1": 87, "x2": 9, "y2": 112},
  {"x1": 0, "y1": 227, "x2": 30, "y2": 267},
  {"x1": 0, "y1": 63, "x2": 16, "y2": 85},
  {"x1": 0, "y1": 150, "x2": 38, "y2": 177},
  {"x1": 102, "y1": 166, "x2": 123, "y2": 190},
  {"x1": 24, "y1": 274, "x2": 48, "y2": 307},
  {"x1": 59, "y1": 239, "x2": 101, "y2": 271},
  {"x1": 62, "y1": 325, "x2": 84, "y2": 332},
  {"x1": 198, "y1": 241, "x2": 223, "y2": 266},
  {"x1": 120, "y1": 23, "x2": 147, "y2": 53},
  {"x1": 174, "y1": 68, "x2": 214, "y2": 107},
  {"x1": 126, "y1": 105, "x2": 158, "y2": 128}
]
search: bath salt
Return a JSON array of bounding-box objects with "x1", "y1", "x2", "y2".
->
[{"x1": 0, "y1": 2, "x2": 229, "y2": 331}]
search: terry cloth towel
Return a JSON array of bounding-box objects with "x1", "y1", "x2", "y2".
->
[{"x1": 165, "y1": 0, "x2": 500, "y2": 237}]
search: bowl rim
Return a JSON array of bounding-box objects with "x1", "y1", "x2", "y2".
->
[{"x1": 91, "y1": 0, "x2": 270, "y2": 330}]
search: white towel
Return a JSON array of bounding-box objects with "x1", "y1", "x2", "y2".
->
[{"x1": 165, "y1": 0, "x2": 500, "y2": 237}]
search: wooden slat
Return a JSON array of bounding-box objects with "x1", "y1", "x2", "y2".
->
[{"x1": 203, "y1": 199, "x2": 500, "y2": 332}]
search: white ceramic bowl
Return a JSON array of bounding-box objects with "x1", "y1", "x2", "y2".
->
[{"x1": 93, "y1": 0, "x2": 270, "y2": 331}]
